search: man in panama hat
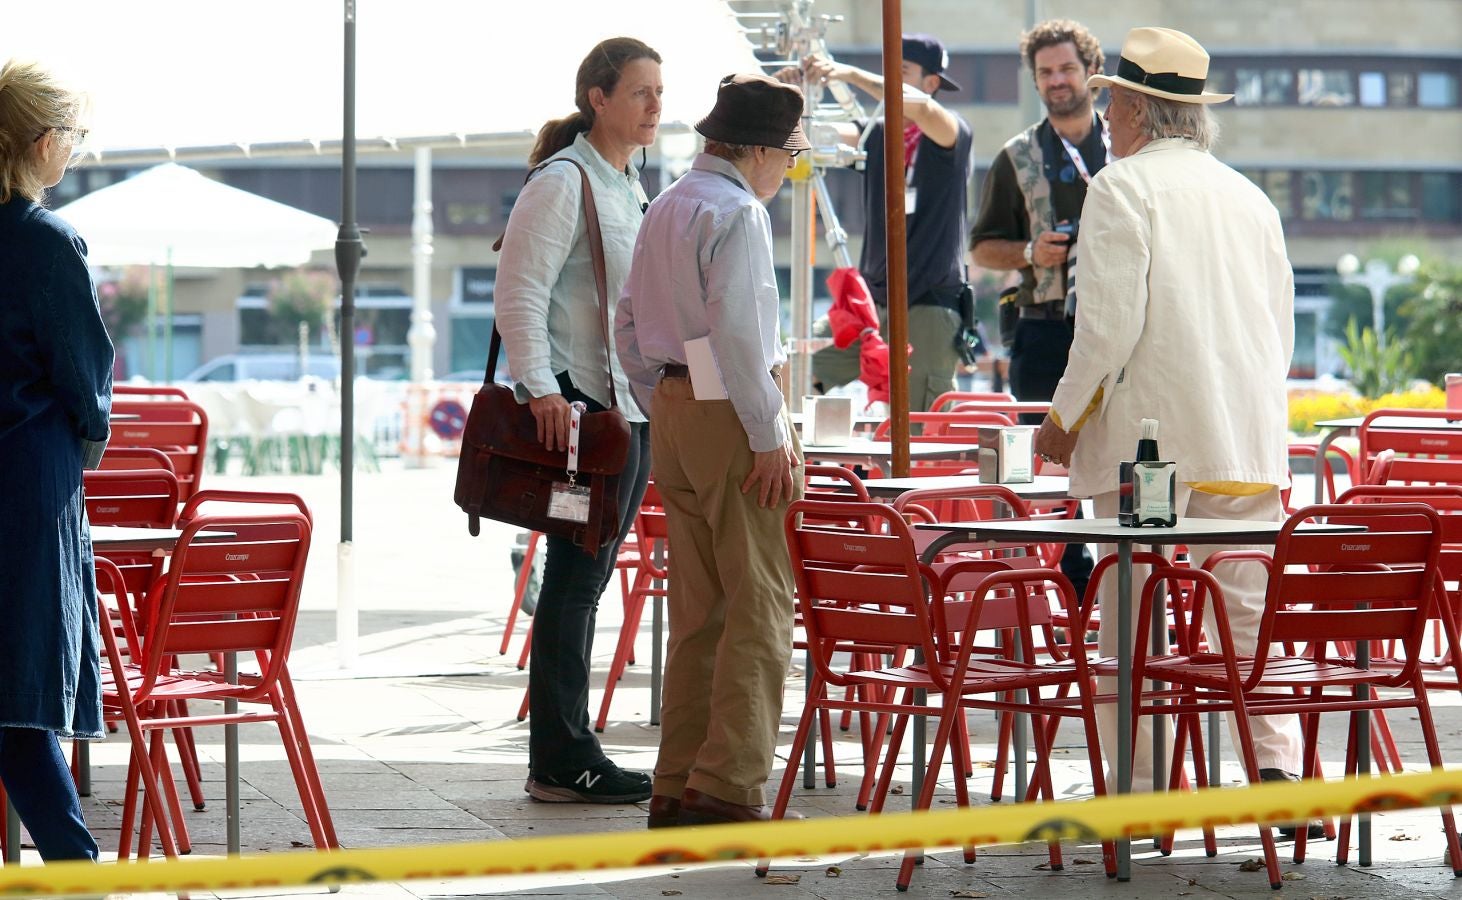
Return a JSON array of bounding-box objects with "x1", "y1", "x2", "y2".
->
[
  {"x1": 1034, "y1": 26, "x2": 1318, "y2": 840},
  {"x1": 616, "y1": 73, "x2": 808, "y2": 828}
]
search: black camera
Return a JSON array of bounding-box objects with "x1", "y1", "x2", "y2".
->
[{"x1": 1052, "y1": 218, "x2": 1079, "y2": 242}]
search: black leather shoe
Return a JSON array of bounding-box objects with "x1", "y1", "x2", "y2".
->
[
  {"x1": 1258, "y1": 769, "x2": 1326, "y2": 840},
  {"x1": 648, "y1": 794, "x2": 680, "y2": 829},
  {"x1": 677, "y1": 787, "x2": 805, "y2": 826}
]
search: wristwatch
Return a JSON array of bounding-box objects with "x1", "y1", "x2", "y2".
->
[{"x1": 1022, "y1": 241, "x2": 1034, "y2": 266}]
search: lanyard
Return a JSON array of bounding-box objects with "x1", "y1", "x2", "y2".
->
[{"x1": 1057, "y1": 115, "x2": 1111, "y2": 185}]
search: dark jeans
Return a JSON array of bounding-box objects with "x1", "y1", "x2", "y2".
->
[
  {"x1": 0, "y1": 727, "x2": 98, "y2": 861},
  {"x1": 528, "y1": 374, "x2": 652, "y2": 777},
  {"x1": 1008, "y1": 318, "x2": 1094, "y2": 598}
]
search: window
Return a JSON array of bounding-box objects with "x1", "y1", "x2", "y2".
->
[
  {"x1": 1244, "y1": 170, "x2": 1293, "y2": 218},
  {"x1": 458, "y1": 267, "x2": 495, "y2": 306},
  {"x1": 1234, "y1": 68, "x2": 1291, "y2": 105},
  {"x1": 1300, "y1": 172, "x2": 1354, "y2": 221},
  {"x1": 1389, "y1": 71, "x2": 1414, "y2": 106},
  {"x1": 1419, "y1": 72, "x2": 1458, "y2": 107},
  {"x1": 1298, "y1": 69, "x2": 1354, "y2": 106},
  {"x1": 1421, "y1": 173, "x2": 1460, "y2": 222},
  {"x1": 1290, "y1": 310, "x2": 1317, "y2": 379},
  {"x1": 1358, "y1": 72, "x2": 1386, "y2": 107},
  {"x1": 1358, "y1": 172, "x2": 1415, "y2": 220}
]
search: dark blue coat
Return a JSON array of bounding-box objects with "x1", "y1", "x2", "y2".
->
[{"x1": 0, "y1": 196, "x2": 113, "y2": 738}]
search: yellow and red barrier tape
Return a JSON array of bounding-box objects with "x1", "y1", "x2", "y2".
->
[{"x1": 6, "y1": 767, "x2": 1461, "y2": 897}]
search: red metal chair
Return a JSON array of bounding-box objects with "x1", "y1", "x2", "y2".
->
[
  {"x1": 101, "y1": 489, "x2": 337, "y2": 859},
  {"x1": 766, "y1": 499, "x2": 1114, "y2": 889},
  {"x1": 515, "y1": 486, "x2": 667, "y2": 728},
  {"x1": 1359, "y1": 408, "x2": 1462, "y2": 487},
  {"x1": 594, "y1": 484, "x2": 668, "y2": 732},
  {"x1": 1130, "y1": 503, "x2": 1462, "y2": 888},
  {"x1": 1335, "y1": 484, "x2": 1462, "y2": 686}
]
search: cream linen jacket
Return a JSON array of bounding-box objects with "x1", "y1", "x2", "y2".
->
[{"x1": 1050, "y1": 138, "x2": 1295, "y2": 498}]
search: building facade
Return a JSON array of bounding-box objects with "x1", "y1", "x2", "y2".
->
[{"x1": 62, "y1": 0, "x2": 1461, "y2": 383}]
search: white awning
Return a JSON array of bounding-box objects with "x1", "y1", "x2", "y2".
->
[{"x1": 55, "y1": 164, "x2": 338, "y2": 268}]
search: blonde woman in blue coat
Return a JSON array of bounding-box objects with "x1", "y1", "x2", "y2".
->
[{"x1": 0, "y1": 59, "x2": 112, "y2": 861}]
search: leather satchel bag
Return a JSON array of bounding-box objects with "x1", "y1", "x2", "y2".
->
[{"x1": 453, "y1": 159, "x2": 630, "y2": 556}]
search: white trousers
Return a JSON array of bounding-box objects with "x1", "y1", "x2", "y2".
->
[{"x1": 1092, "y1": 486, "x2": 1303, "y2": 791}]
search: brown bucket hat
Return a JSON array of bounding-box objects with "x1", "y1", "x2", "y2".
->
[{"x1": 695, "y1": 73, "x2": 812, "y2": 152}]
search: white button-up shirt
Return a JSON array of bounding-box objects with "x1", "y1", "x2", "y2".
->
[
  {"x1": 615, "y1": 153, "x2": 789, "y2": 452},
  {"x1": 1051, "y1": 138, "x2": 1295, "y2": 497},
  {"x1": 494, "y1": 133, "x2": 649, "y2": 422}
]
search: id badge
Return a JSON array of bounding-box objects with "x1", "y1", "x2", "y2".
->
[
  {"x1": 547, "y1": 482, "x2": 592, "y2": 524},
  {"x1": 904, "y1": 187, "x2": 917, "y2": 215}
]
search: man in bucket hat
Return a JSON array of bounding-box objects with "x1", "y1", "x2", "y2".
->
[
  {"x1": 616, "y1": 73, "x2": 809, "y2": 828},
  {"x1": 791, "y1": 33, "x2": 975, "y2": 410},
  {"x1": 1033, "y1": 27, "x2": 1316, "y2": 839}
]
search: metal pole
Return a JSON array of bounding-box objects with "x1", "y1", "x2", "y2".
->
[
  {"x1": 881, "y1": 0, "x2": 909, "y2": 477},
  {"x1": 335, "y1": 0, "x2": 365, "y2": 667},
  {"x1": 408, "y1": 147, "x2": 437, "y2": 385},
  {"x1": 164, "y1": 248, "x2": 174, "y2": 383},
  {"x1": 789, "y1": 177, "x2": 814, "y2": 411}
]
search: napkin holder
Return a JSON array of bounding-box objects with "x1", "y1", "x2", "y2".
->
[
  {"x1": 803, "y1": 395, "x2": 853, "y2": 446},
  {"x1": 977, "y1": 426, "x2": 1035, "y2": 484}
]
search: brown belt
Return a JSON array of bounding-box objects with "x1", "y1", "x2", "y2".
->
[{"x1": 660, "y1": 363, "x2": 783, "y2": 381}]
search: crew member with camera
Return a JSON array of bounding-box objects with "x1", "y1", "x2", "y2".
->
[
  {"x1": 790, "y1": 34, "x2": 975, "y2": 411},
  {"x1": 969, "y1": 18, "x2": 1107, "y2": 598}
]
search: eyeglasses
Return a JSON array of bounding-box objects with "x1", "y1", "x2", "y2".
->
[
  {"x1": 33, "y1": 126, "x2": 89, "y2": 144},
  {"x1": 789, "y1": 149, "x2": 804, "y2": 159}
]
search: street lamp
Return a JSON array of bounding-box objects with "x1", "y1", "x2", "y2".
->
[{"x1": 1336, "y1": 253, "x2": 1420, "y2": 351}]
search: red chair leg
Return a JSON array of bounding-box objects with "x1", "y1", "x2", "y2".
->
[
  {"x1": 1411, "y1": 687, "x2": 1462, "y2": 875},
  {"x1": 276, "y1": 671, "x2": 340, "y2": 848},
  {"x1": 756, "y1": 673, "x2": 824, "y2": 879},
  {"x1": 499, "y1": 531, "x2": 540, "y2": 656},
  {"x1": 595, "y1": 578, "x2": 649, "y2": 733}
]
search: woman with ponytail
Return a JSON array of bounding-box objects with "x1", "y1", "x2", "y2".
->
[
  {"x1": 0, "y1": 58, "x2": 112, "y2": 861},
  {"x1": 494, "y1": 37, "x2": 662, "y2": 805}
]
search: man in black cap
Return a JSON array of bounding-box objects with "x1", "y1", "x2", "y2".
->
[
  {"x1": 794, "y1": 34, "x2": 975, "y2": 411},
  {"x1": 616, "y1": 73, "x2": 809, "y2": 828}
]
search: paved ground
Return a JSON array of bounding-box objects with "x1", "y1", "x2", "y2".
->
[{"x1": 17, "y1": 460, "x2": 1462, "y2": 898}]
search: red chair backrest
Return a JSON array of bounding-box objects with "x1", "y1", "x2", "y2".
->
[
  {"x1": 1335, "y1": 485, "x2": 1462, "y2": 583},
  {"x1": 98, "y1": 447, "x2": 176, "y2": 472},
  {"x1": 138, "y1": 507, "x2": 311, "y2": 701},
  {"x1": 113, "y1": 385, "x2": 192, "y2": 401},
  {"x1": 108, "y1": 400, "x2": 210, "y2": 502},
  {"x1": 931, "y1": 390, "x2": 1015, "y2": 412},
  {"x1": 84, "y1": 469, "x2": 181, "y2": 528},
  {"x1": 785, "y1": 499, "x2": 941, "y2": 686},
  {"x1": 1261, "y1": 503, "x2": 1442, "y2": 683},
  {"x1": 1359, "y1": 409, "x2": 1462, "y2": 487}
]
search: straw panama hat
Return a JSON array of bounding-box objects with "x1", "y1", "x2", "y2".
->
[{"x1": 1087, "y1": 26, "x2": 1233, "y2": 105}]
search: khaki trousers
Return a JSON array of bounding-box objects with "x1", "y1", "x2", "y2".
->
[
  {"x1": 649, "y1": 376, "x2": 803, "y2": 806},
  {"x1": 1091, "y1": 486, "x2": 1303, "y2": 791}
]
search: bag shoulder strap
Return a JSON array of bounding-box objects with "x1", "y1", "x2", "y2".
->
[{"x1": 486, "y1": 157, "x2": 618, "y2": 410}]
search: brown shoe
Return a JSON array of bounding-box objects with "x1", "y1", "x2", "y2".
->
[
  {"x1": 647, "y1": 794, "x2": 681, "y2": 829},
  {"x1": 677, "y1": 788, "x2": 805, "y2": 826}
]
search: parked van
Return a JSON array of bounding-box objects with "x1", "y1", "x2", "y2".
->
[{"x1": 182, "y1": 353, "x2": 340, "y2": 382}]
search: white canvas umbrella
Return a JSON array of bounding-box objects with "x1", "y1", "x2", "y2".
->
[{"x1": 54, "y1": 163, "x2": 337, "y2": 268}]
